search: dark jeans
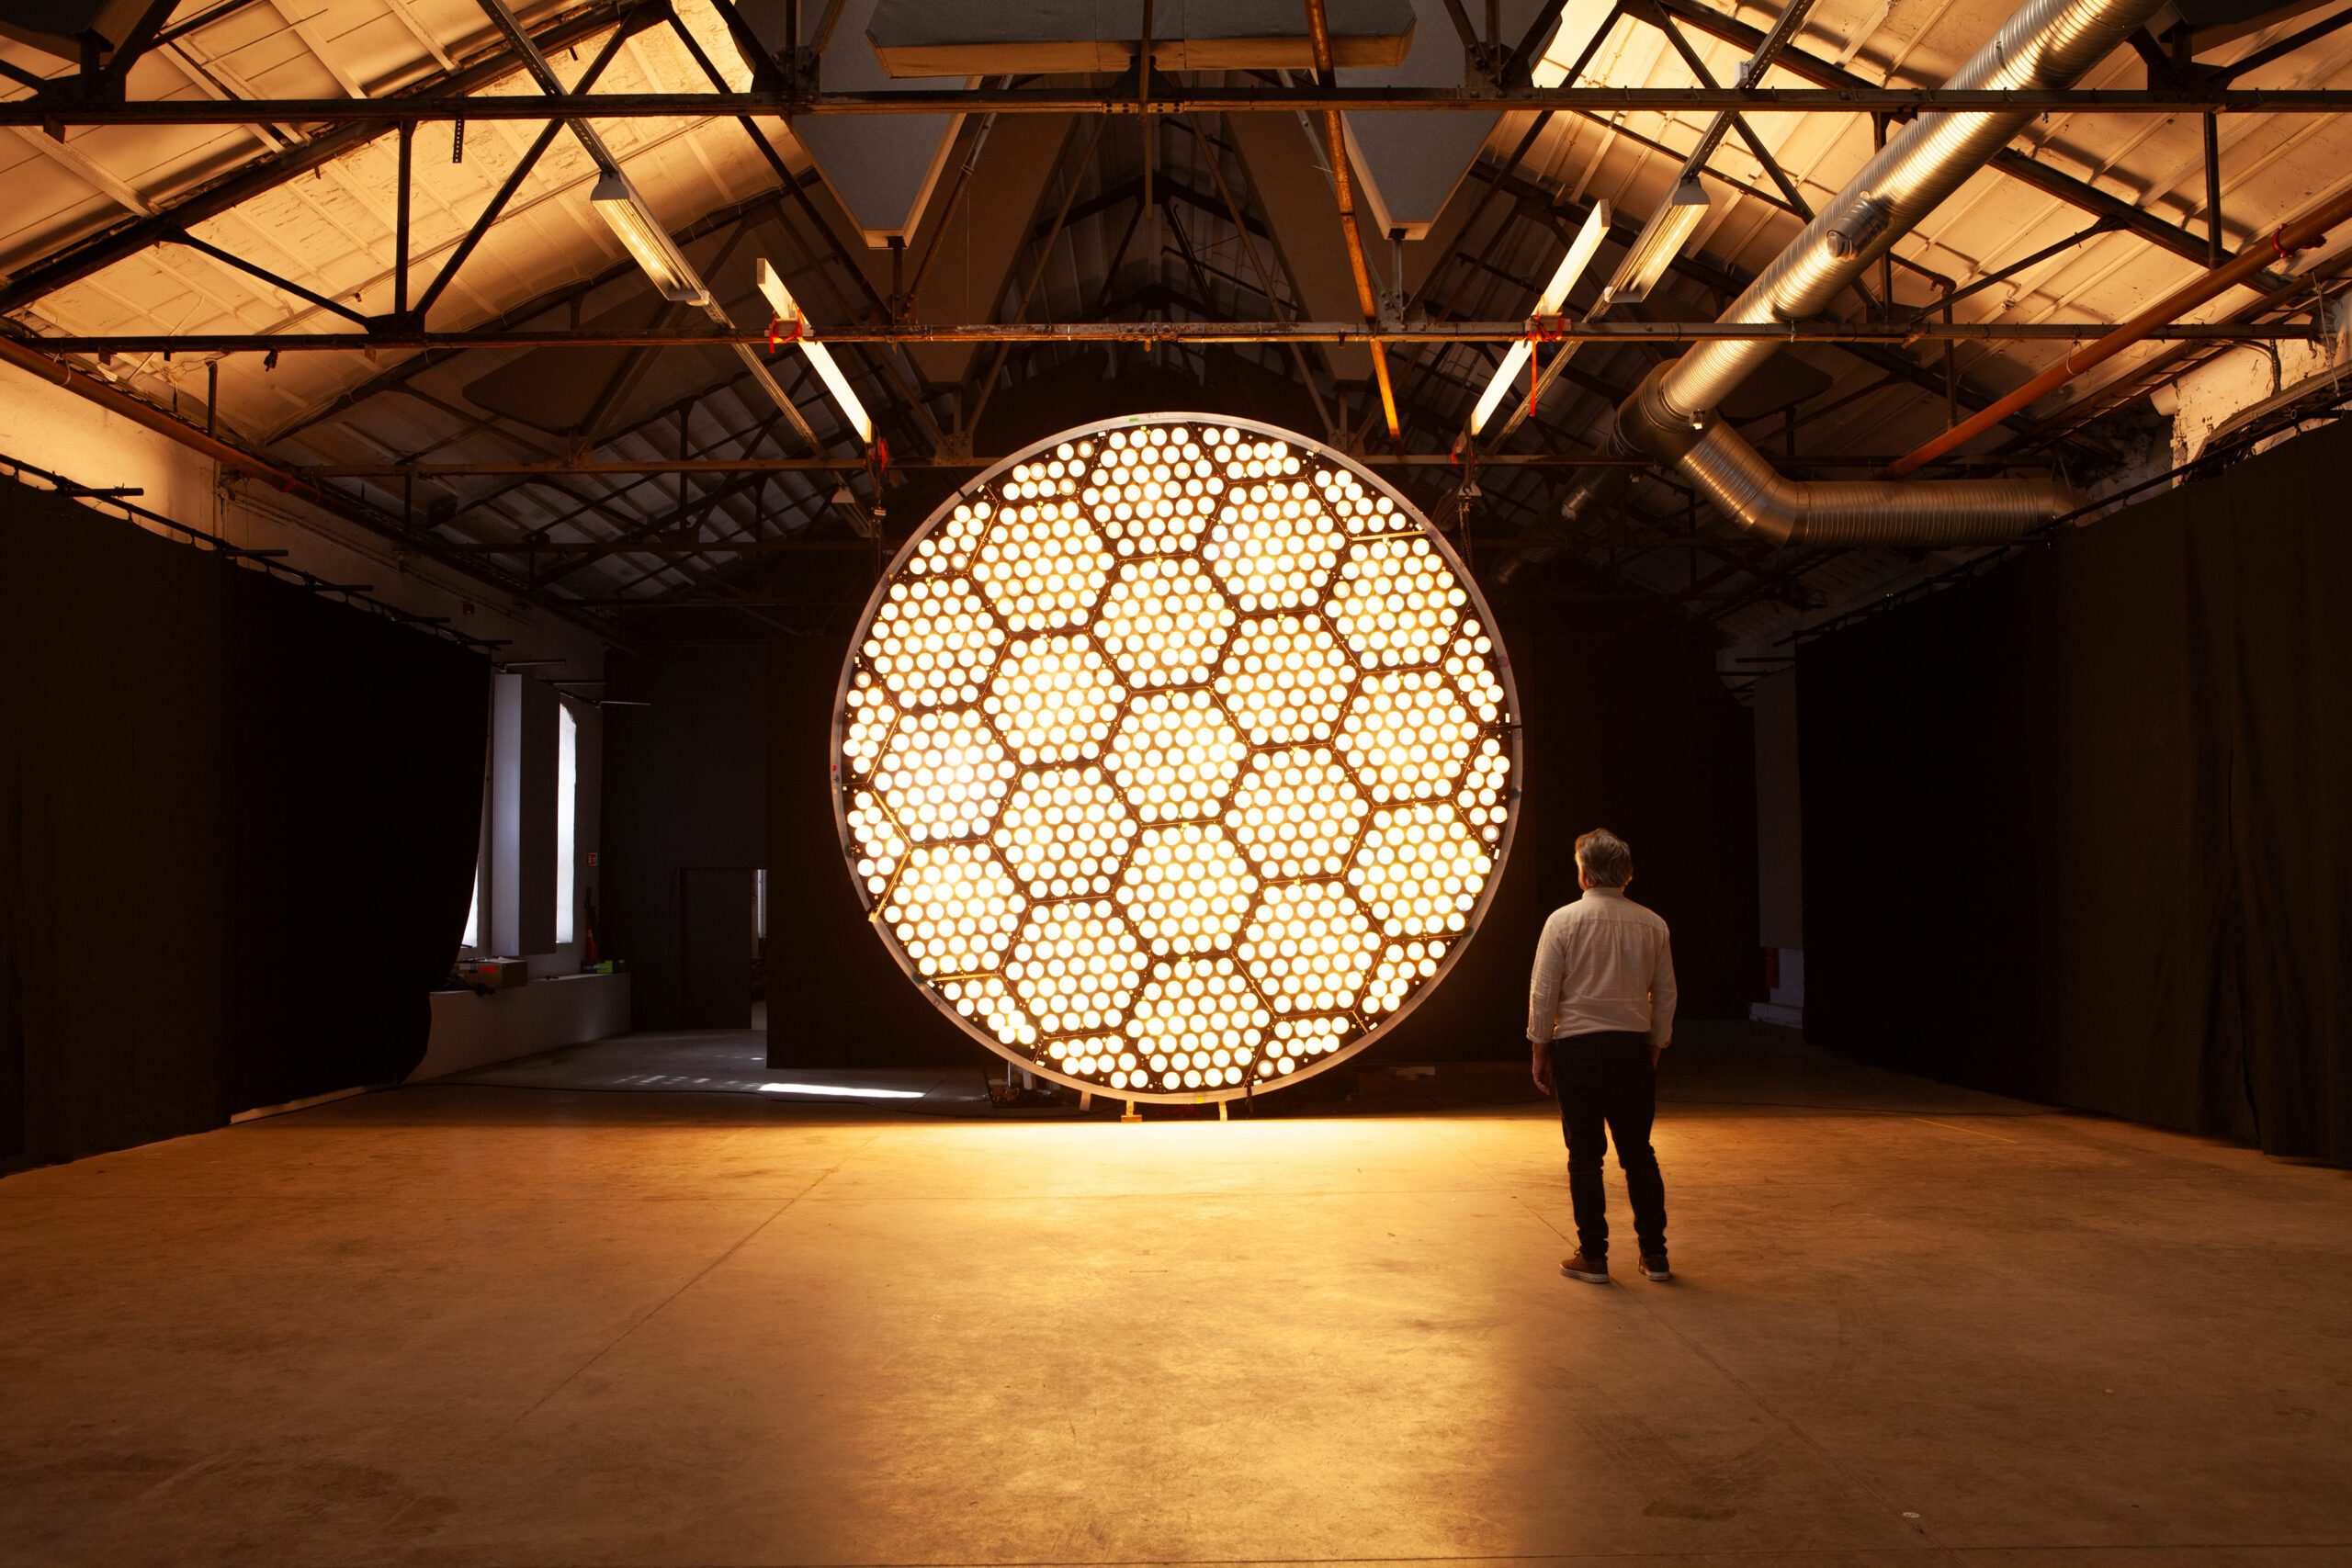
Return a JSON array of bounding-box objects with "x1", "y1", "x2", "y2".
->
[{"x1": 1554, "y1": 1029, "x2": 1667, "y2": 1260}]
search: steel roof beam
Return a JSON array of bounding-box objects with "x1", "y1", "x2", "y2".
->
[
  {"x1": 300, "y1": 453, "x2": 1657, "y2": 477},
  {"x1": 23, "y1": 320, "x2": 2314, "y2": 354},
  {"x1": 0, "y1": 1, "x2": 656, "y2": 319},
  {"x1": 11, "y1": 86, "x2": 2352, "y2": 126},
  {"x1": 1643, "y1": 0, "x2": 2297, "y2": 291}
]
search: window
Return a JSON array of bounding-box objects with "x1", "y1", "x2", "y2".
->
[
  {"x1": 462, "y1": 862, "x2": 481, "y2": 950},
  {"x1": 556, "y1": 703, "x2": 578, "y2": 945}
]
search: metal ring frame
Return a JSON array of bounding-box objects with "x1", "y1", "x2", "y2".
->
[{"x1": 829, "y1": 413, "x2": 1524, "y2": 1104}]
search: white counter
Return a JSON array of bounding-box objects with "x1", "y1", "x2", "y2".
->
[{"x1": 412, "y1": 972, "x2": 632, "y2": 1081}]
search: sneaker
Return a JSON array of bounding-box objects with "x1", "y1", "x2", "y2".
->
[
  {"x1": 1639, "y1": 1253, "x2": 1671, "y2": 1282},
  {"x1": 1560, "y1": 1248, "x2": 1610, "y2": 1283}
]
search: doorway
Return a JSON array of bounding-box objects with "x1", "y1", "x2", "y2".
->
[{"x1": 678, "y1": 866, "x2": 761, "y2": 1030}]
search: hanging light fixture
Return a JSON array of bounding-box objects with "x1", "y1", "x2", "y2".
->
[
  {"x1": 1469, "y1": 200, "x2": 1612, "y2": 434},
  {"x1": 589, "y1": 172, "x2": 707, "y2": 305},
  {"x1": 1602, "y1": 177, "x2": 1711, "y2": 305},
  {"x1": 756, "y1": 258, "x2": 876, "y2": 446}
]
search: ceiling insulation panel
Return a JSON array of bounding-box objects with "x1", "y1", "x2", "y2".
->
[
  {"x1": 0, "y1": 0, "x2": 163, "y2": 62},
  {"x1": 738, "y1": 0, "x2": 967, "y2": 245},
  {"x1": 863, "y1": 0, "x2": 1416, "y2": 76},
  {"x1": 1341, "y1": 0, "x2": 1559, "y2": 241},
  {"x1": 1225, "y1": 109, "x2": 1374, "y2": 382}
]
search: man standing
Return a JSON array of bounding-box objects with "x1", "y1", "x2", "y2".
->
[{"x1": 1527, "y1": 828, "x2": 1677, "y2": 1284}]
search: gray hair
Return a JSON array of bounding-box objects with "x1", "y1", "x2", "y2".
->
[{"x1": 1576, "y1": 828, "x2": 1633, "y2": 888}]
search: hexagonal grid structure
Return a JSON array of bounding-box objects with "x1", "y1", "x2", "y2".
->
[
  {"x1": 1216, "y1": 613, "x2": 1353, "y2": 747},
  {"x1": 1238, "y1": 881, "x2": 1382, "y2": 1015},
  {"x1": 1347, "y1": 804, "x2": 1491, "y2": 938},
  {"x1": 1006, "y1": 900, "x2": 1148, "y2": 1037},
  {"x1": 1125, "y1": 958, "x2": 1271, "y2": 1093},
  {"x1": 874, "y1": 711, "x2": 1013, "y2": 843},
  {"x1": 1339, "y1": 671, "x2": 1476, "y2": 805},
  {"x1": 1203, "y1": 478, "x2": 1347, "y2": 612},
  {"x1": 985, "y1": 635, "x2": 1126, "y2": 766},
  {"x1": 1105, "y1": 690, "x2": 1247, "y2": 823},
  {"x1": 971, "y1": 497, "x2": 1113, "y2": 632},
  {"x1": 863, "y1": 575, "x2": 1003, "y2": 708},
  {"x1": 832, "y1": 415, "x2": 1521, "y2": 1103},
  {"x1": 1227, "y1": 747, "x2": 1367, "y2": 879},
  {"x1": 997, "y1": 765, "x2": 1136, "y2": 898},
  {"x1": 1086, "y1": 426, "x2": 1218, "y2": 556},
  {"x1": 881, "y1": 844, "x2": 1025, "y2": 978},
  {"x1": 1098, "y1": 557, "x2": 1236, "y2": 688},
  {"x1": 1116, "y1": 824, "x2": 1259, "y2": 956},
  {"x1": 1329, "y1": 535, "x2": 1466, "y2": 669}
]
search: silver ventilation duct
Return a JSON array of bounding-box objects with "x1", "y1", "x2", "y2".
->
[
  {"x1": 1559, "y1": 0, "x2": 2166, "y2": 551},
  {"x1": 1611, "y1": 363, "x2": 2075, "y2": 545}
]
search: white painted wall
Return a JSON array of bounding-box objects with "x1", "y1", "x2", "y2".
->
[
  {"x1": 0, "y1": 358, "x2": 605, "y2": 671},
  {"x1": 2163, "y1": 308, "x2": 2351, "y2": 468}
]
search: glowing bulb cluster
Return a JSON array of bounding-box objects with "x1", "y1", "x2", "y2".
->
[
  {"x1": 864, "y1": 576, "x2": 1001, "y2": 706},
  {"x1": 1218, "y1": 614, "x2": 1353, "y2": 745},
  {"x1": 834, "y1": 417, "x2": 1520, "y2": 1101},
  {"x1": 1229, "y1": 748, "x2": 1366, "y2": 878},
  {"x1": 1340, "y1": 671, "x2": 1476, "y2": 805}
]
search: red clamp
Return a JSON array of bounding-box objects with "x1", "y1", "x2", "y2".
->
[
  {"x1": 1524, "y1": 315, "x2": 1572, "y2": 410},
  {"x1": 766, "y1": 313, "x2": 805, "y2": 353},
  {"x1": 865, "y1": 434, "x2": 891, "y2": 484}
]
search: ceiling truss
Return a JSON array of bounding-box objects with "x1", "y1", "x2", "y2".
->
[{"x1": 5, "y1": 0, "x2": 2352, "y2": 646}]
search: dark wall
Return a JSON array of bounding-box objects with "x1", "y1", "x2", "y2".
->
[
  {"x1": 603, "y1": 641, "x2": 769, "y2": 1031},
  {"x1": 1799, "y1": 417, "x2": 2352, "y2": 1163},
  {"x1": 1368, "y1": 609, "x2": 1758, "y2": 1061},
  {"x1": 762, "y1": 604, "x2": 1758, "y2": 1070},
  {"x1": 768, "y1": 626, "x2": 966, "y2": 1066},
  {"x1": 0, "y1": 484, "x2": 487, "y2": 1171}
]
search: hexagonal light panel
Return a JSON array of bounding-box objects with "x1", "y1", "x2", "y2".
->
[{"x1": 832, "y1": 414, "x2": 1521, "y2": 1103}]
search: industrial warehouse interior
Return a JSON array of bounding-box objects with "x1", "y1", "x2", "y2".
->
[{"x1": 3, "y1": 0, "x2": 2350, "y2": 1563}]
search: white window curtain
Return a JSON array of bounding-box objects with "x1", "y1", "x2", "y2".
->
[{"x1": 556, "y1": 704, "x2": 578, "y2": 945}]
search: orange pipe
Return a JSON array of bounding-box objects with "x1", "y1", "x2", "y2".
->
[
  {"x1": 1303, "y1": 0, "x2": 1402, "y2": 443},
  {"x1": 1885, "y1": 182, "x2": 2352, "y2": 478}
]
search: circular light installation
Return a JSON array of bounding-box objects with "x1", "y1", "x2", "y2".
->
[{"x1": 833, "y1": 414, "x2": 1521, "y2": 1102}]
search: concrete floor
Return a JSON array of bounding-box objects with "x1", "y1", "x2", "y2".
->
[{"x1": 4, "y1": 1027, "x2": 2349, "y2": 1568}]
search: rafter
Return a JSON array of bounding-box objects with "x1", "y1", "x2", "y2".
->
[{"x1": 0, "y1": 0, "x2": 656, "y2": 319}]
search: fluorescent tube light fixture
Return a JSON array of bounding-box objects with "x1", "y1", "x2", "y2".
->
[
  {"x1": 756, "y1": 258, "x2": 875, "y2": 446},
  {"x1": 1469, "y1": 201, "x2": 1611, "y2": 434},
  {"x1": 591, "y1": 172, "x2": 707, "y2": 305},
  {"x1": 1603, "y1": 178, "x2": 1710, "y2": 305}
]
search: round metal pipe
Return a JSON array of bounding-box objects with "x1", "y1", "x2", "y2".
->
[
  {"x1": 1618, "y1": 365, "x2": 2075, "y2": 547},
  {"x1": 1657, "y1": 0, "x2": 2173, "y2": 424}
]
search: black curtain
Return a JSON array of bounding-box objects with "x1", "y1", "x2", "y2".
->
[
  {"x1": 0, "y1": 482, "x2": 488, "y2": 1170},
  {"x1": 767, "y1": 604, "x2": 1758, "y2": 1069},
  {"x1": 1800, "y1": 418, "x2": 2352, "y2": 1163}
]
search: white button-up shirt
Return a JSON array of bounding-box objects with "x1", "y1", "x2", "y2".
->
[{"x1": 1526, "y1": 887, "x2": 1678, "y2": 1047}]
